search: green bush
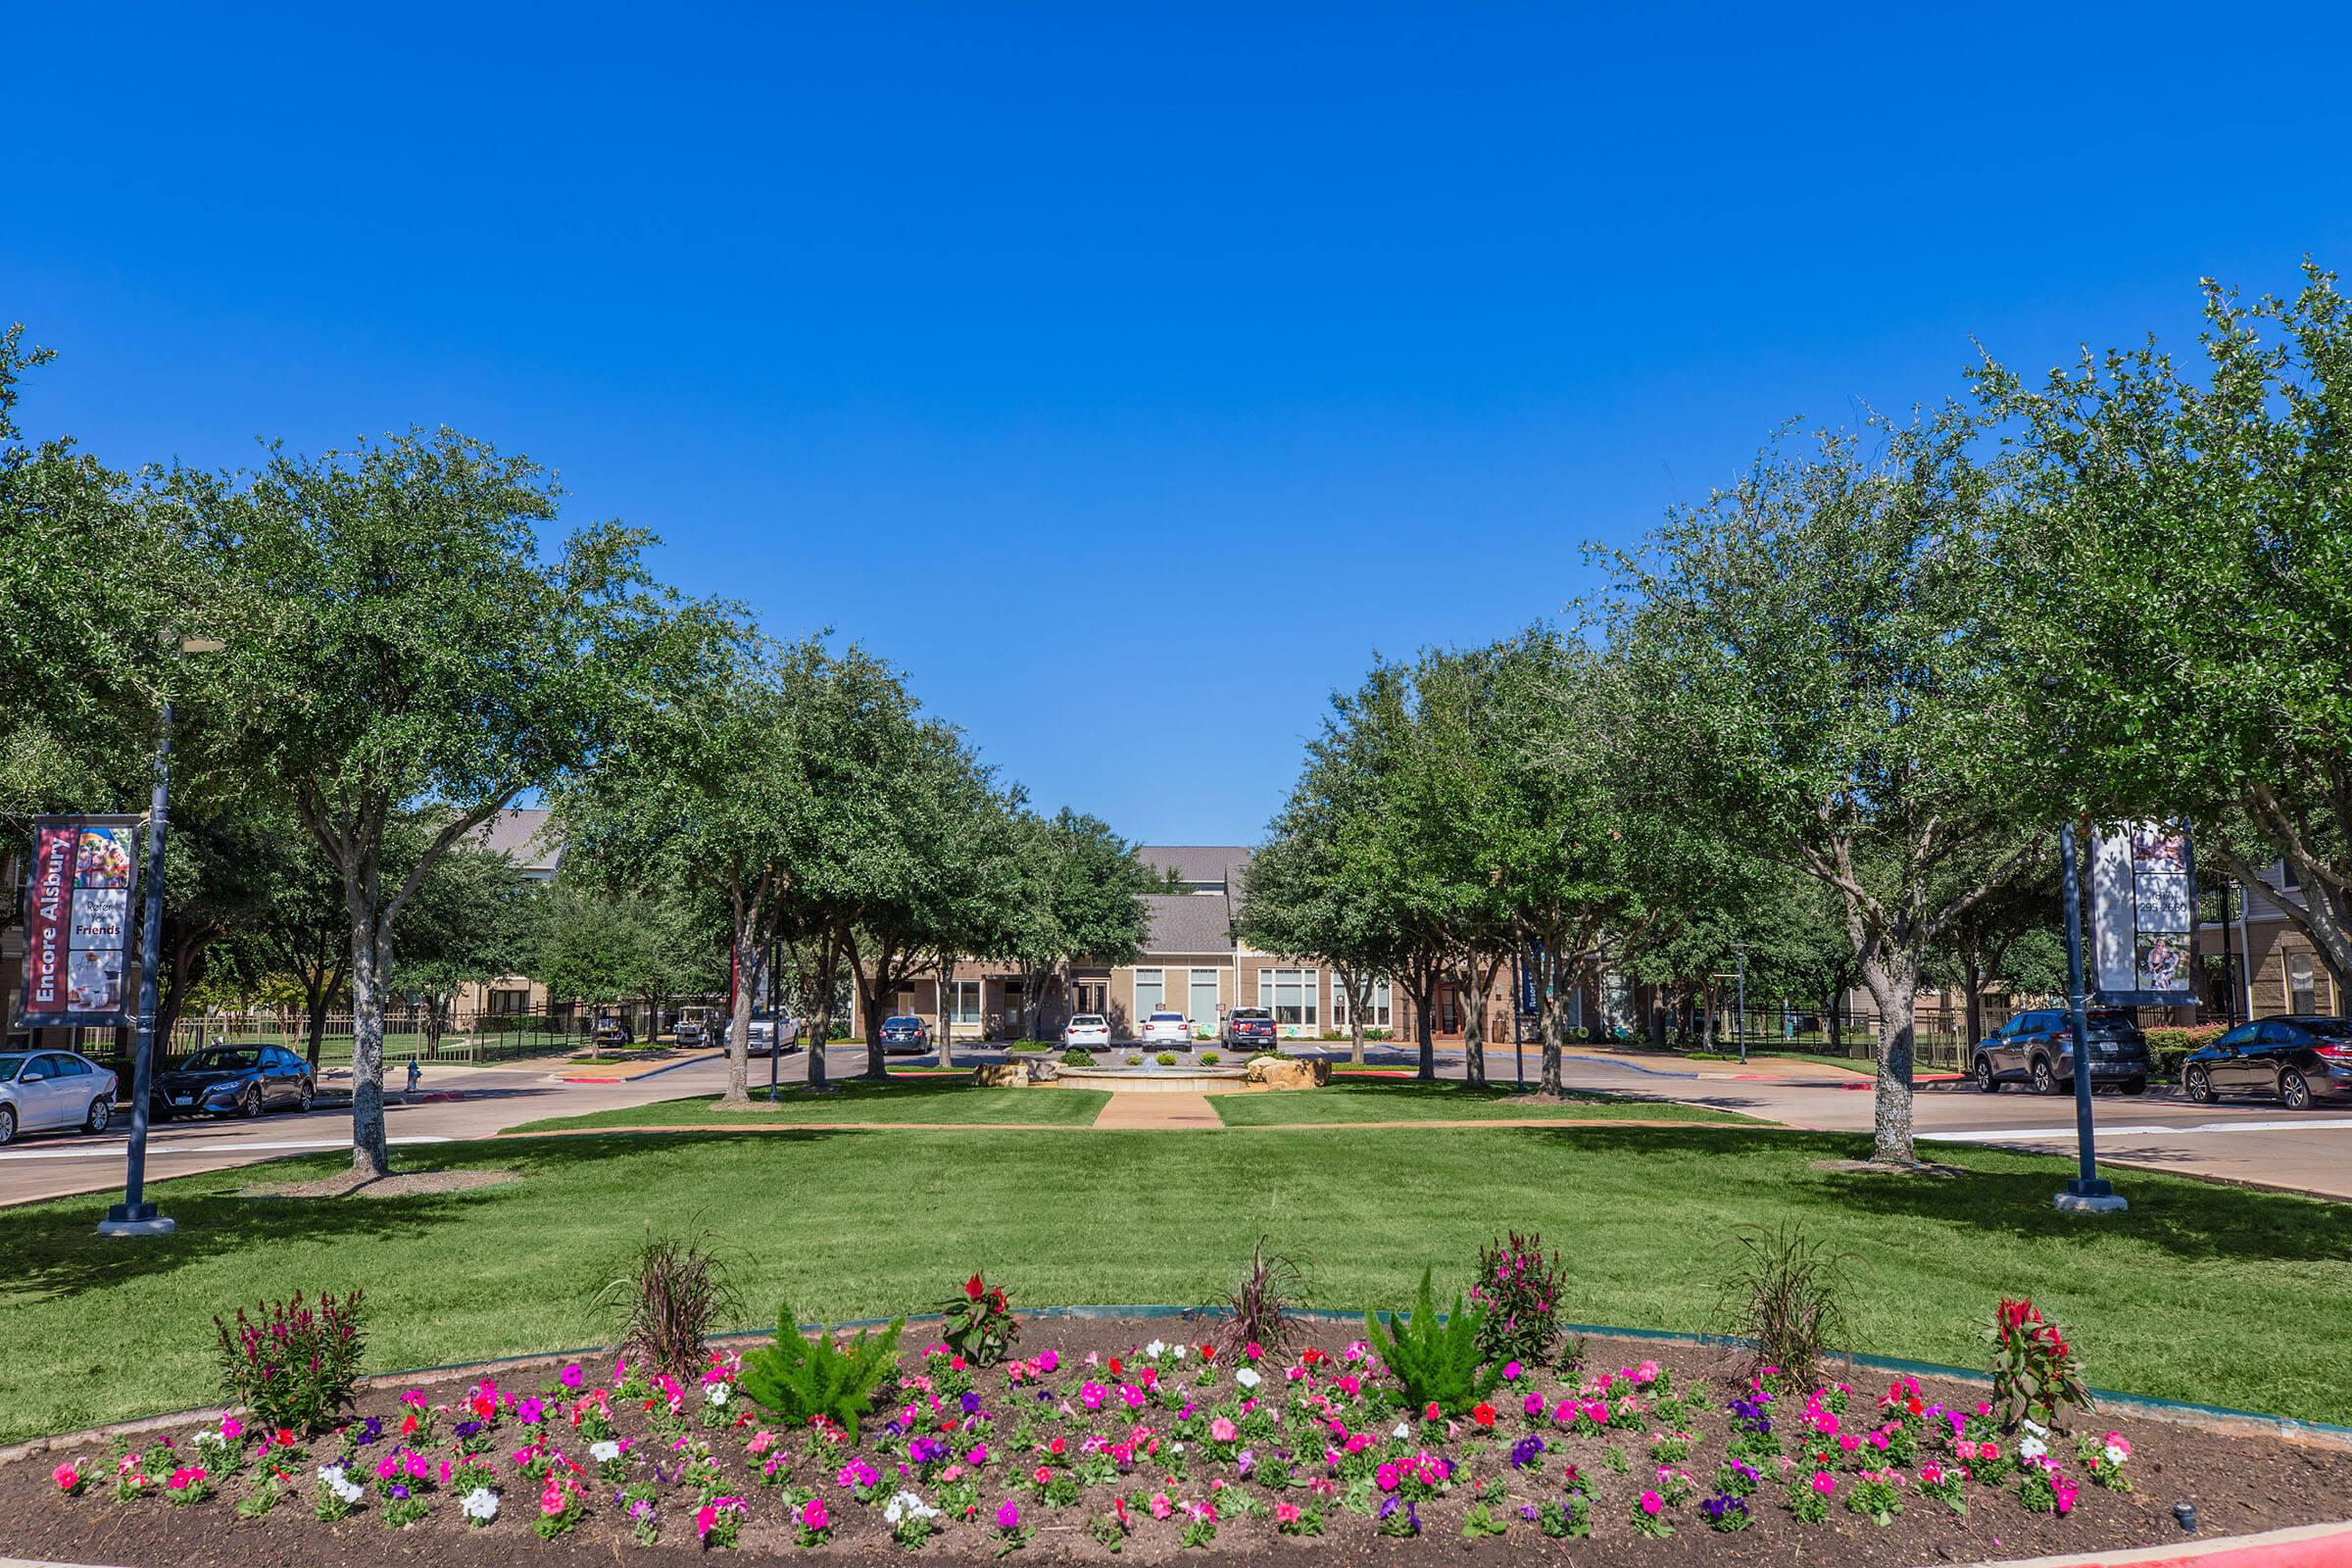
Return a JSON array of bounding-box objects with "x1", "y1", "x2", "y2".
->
[
  {"x1": 1200, "y1": 1052, "x2": 1221, "y2": 1065},
  {"x1": 1155, "y1": 1052, "x2": 1178, "y2": 1066},
  {"x1": 1060, "y1": 1049, "x2": 1093, "y2": 1067},
  {"x1": 738, "y1": 1300, "x2": 905, "y2": 1442},
  {"x1": 1364, "y1": 1268, "x2": 1500, "y2": 1414},
  {"x1": 213, "y1": 1290, "x2": 367, "y2": 1435},
  {"x1": 1125, "y1": 1054, "x2": 1143, "y2": 1065},
  {"x1": 2144, "y1": 1024, "x2": 2225, "y2": 1081}
]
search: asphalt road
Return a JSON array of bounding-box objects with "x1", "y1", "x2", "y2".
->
[{"x1": 5, "y1": 1041, "x2": 2345, "y2": 1207}]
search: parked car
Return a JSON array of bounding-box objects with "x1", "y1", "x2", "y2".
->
[
  {"x1": 1060, "y1": 1014, "x2": 1111, "y2": 1051},
  {"x1": 673, "y1": 1006, "x2": 715, "y2": 1048},
  {"x1": 1140, "y1": 1009, "x2": 1192, "y2": 1047},
  {"x1": 154, "y1": 1043, "x2": 315, "y2": 1121},
  {"x1": 1222, "y1": 1006, "x2": 1279, "y2": 1052},
  {"x1": 879, "y1": 1014, "x2": 931, "y2": 1054},
  {"x1": 1973, "y1": 1007, "x2": 2149, "y2": 1096},
  {"x1": 2182, "y1": 1015, "x2": 2352, "y2": 1108},
  {"x1": 727, "y1": 1013, "x2": 803, "y2": 1056},
  {"x1": 0, "y1": 1050, "x2": 120, "y2": 1144},
  {"x1": 591, "y1": 1013, "x2": 635, "y2": 1051}
]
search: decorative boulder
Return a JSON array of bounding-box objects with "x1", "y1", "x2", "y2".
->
[
  {"x1": 1245, "y1": 1056, "x2": 1330, "y2": 1090},
  {"x1": 970, "y1": 1062, "x2": 1032, "y2": 1088}
]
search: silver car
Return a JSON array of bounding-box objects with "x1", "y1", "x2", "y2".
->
[{"x1": 0, "y1": 1050, "x2": 121, "y2": 1145}]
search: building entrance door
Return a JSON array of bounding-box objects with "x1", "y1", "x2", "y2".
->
[{"x1": 1433, "y1": 985, "x2": 1463, "y2": 1037}]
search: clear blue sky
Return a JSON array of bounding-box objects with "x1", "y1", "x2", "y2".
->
[{"x1": 9, "y1": 5, "x2": 2349, "y2": 844}]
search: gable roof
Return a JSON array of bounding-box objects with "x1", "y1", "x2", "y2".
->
[
  {"x1": 1141, "y1": 893, "x2": 1235, "y2": 955},
  {"x1": 476, "y1": 808, "x2": 563, "y2": 875},
  {"x1": 1136, "y1": 845, "x2": 1251, "y2": 887}
]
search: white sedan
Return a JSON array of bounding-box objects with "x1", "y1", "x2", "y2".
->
[
  {"x1": 0, "y1": 1050, "x2": 120, "y2": 1145},
  {"x1": 1139, "y1": 1010, "x2": 1192, "y2": 1047},
  {"x1": 1060, "y1": 1014, "x2": 1112, "y2": 1051}
]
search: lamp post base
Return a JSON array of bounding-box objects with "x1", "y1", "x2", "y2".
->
[
  {"x1": 2055, "y1": 1178, "x2": 2128, "y2": 1214},
  {"x1": 98, "y1": 1202, "x2": 175, "y2": 1238}
]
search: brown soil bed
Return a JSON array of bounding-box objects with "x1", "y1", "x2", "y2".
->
[
  {"x1": 237, "y1": 1169, "x2": 519, "y2": 1200},
  {"x1": 4, "y1": 1318, "x2": 2347, "y2": 1567}
]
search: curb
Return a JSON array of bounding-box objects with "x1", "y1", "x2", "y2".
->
[
  {"x1": 1946, "y1": 1517, "x2": 2352, "y2": 1567},
  {"x1": 554, "y1": 1052, "x2": 714, "y2": 1085}
]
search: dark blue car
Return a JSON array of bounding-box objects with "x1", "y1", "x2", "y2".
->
[
  {"x1": 154, "y1": 1043, "x2": 316, "y2": 1120},
  {"x1": 2182, "y1": 1016, "x2": 2352, "y2": 1109}
]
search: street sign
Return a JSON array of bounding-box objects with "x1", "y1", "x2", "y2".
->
[{"x1": 20, "y1": 814, "x2": 143, "y2": 1029}]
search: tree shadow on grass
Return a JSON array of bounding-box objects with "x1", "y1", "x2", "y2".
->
[
  {"x1": 1511, "y1": 1124, "x2": 2352, "y2": 1270},
  {"x1": 0, "y1": 1130, "x2": 857, "y2": 1306}
]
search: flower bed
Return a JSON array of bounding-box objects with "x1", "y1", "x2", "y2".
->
[{"x1": 8, "y1": 1318, "x2": 2350, "y2": 1566}]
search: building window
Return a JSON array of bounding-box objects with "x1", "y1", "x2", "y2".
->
[
  {"x1": 1255, "y1": 967, "x2": 1319, "y2": 1028},
  {"x1": 2289, "y1": 952, "x2": 2319, "y2": 1013},
  {"x1": 1332, "y1": 976, "x2": 1392, "y2": 1030},
  {"x1": 1133, "y1": 968, "x2": 1164, "y2": 1020},
  {"x1": 488, "y1": 988, "x2": 529, "y2": 1016},
  {"x1": 948, "y1": 980, "x2": 981, "y2": 1026},
  {"x1": 2281, "y1": 860, "x2": 2301, "y2": 892}
]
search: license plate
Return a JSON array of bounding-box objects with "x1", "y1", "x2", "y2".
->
[{"x1": 173, "y1": 1096, "x2": 193, "y2": 1105}]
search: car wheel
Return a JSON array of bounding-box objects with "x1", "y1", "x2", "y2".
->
[
  {"x1": 298, "y1": 1079, "x2": 316, "y2": 1112},
  {"x1": 1974, "y1": 1055, "x2": 2001, "y2": 1093},
  {"x1": 2280, "y1": 1069, "x2": 2313, "y2": 1110},
  {"x1": 2030, "y1": 1055, "x2": 2060, "y2": 1096},
  {"x1": 240, "y1": 1085, "x2": 263, "y2": 1118},
  {"x1": 2185, "y1": 1065, "x2": 2216, "y2": 1104},
  {"x1": 0, "y1": 1103, "x2": 15, "y2": 1146},
  {"x1": 84, "y1": 1097, "x2": 113, "y2": 1134}
]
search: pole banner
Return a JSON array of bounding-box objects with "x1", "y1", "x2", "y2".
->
[
  {"x1": 2090, "y1": 820, "x2": 2198, "y2": 1007},
  {"x1": 20, "y1": 814, "x2": 144, "y2": 1029}
]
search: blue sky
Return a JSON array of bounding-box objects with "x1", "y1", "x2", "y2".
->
[{"x1": 9, "y1": 5, "x2": 2349, "y2": 844}]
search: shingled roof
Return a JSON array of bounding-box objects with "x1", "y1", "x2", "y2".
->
[{"x1": 1140, "y1": 892, "x2": 1235, "y2": 955}]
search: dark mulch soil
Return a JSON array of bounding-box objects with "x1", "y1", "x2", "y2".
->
[{"x1": 4, "y1": 1318, "x2": 2348, "y2": 1567}]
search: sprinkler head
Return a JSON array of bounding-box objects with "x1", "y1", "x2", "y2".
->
[{"x1": 2173, "y1": 1502, "x2": 2198, "y2": 1533}]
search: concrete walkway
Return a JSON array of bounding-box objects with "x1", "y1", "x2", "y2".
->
[{"x1": 1090, "y1": 1091, "x2": 1221, "y2": 1128}]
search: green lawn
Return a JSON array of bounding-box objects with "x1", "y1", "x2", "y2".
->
[
  {"x1": 1212, "y1": 1078, "x2": 1758, "y2": 1125},
  {"x1": 4, "y1": 1124, "x2": 2347, "y2": 1443},
  {"x1": 509, "y1": 1076, "x2": 1110, "y2": 1131}
]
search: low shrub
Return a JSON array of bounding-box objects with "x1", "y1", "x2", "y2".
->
[
  {"x1": 1200, "y1": 1051, "x2": 1221, "y2": 1065},
  {"x1": 1155, "y1": 1052, "x2": 1178, "y2": 1066},
  {"x1": 1715, "y1": 1223, "x2": 1851, "y2": 1387},
  {"x1": 212, "y1": 1290, "x2": 367, "y2": 1435},
  {"x1": 597, "y1": 1228, "x2": 739, "y2": 1381},
  {"x1": 1060, "y1": 1049, "x2": 1093, "y2": 1067},
  {"x1": 2143, "y1": 1024, "x2": 2226, "y2": 1080},
  {"x1": 737, "y1": 1301, "x2": 904, "y2": 1442},
  {"x1": 1988, "y1": 1297, "x2": 2091, "y2": 1433},
  {"x1": 1125, "y1": 1054, "x2": 1143, "y2": 1065},
  {"x1": 1224, "y1": 1240, "x2": 1309, "y2": 1356},
  {"x1": 1471, "y1": 1230, "x2": 1565, "y2": 1367},
  {"x1": 1364, "y1": 1268, "x2": 1500, "y2": 1414},
  {"x1": 940, "y1": 1273, "x2": 1019, "y2": 1366}
]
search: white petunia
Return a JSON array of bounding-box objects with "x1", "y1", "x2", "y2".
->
[
  {"x1": 1392, "y1": 1422, "x2": 1411, "y2": 1441},
  {"x1": 1235, "y1": 1367, "x2": 1261, "y2": 1390},
  {"x1": 706, "y1": 1381, "x2": 730, "y2": 1405},
  {"x1": 1172, "y1": 1345, "x2": 1187, "y2": 1360},
  {"x1": 460, "y1": 1486, "x2": 500, "y2": 1522},
  {"x1": 883, "y1": 1490, "x2": 938, "y2": 1525},
  {"x1": 2018, "y1": 1436, "x2": 2047, "y2": 1461},
  {"x1": 589, "y1": 1440, "x2": 621, "y2": 1464},
  {"x1": 316, "y1": 1464, "x2": 364, "y2": 1503},
  {"x1": 1145, "y1": 1340, "x2": 1167, "y2": 1358},
  {"x1": 2103, "y1": 1442, "x2": 2129, "y2": 1466}
]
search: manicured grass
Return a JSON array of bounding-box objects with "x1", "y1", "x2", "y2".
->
[
  {"x1": 1210, "y1": 1078, "x2": 1758, "y2": 1125},
  {"x1": 507, "y1": 1076, "x2": 1110, "y2": 1131},
  {"x1": 4, "y1": 1125, "x2": 2347, "y2": 1443}
]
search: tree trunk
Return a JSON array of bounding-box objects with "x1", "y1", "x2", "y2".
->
[
  {"x1": 1340, "y1": 967, "x2": 1369, "y2": 1066},
  {"x1": 1405, "y1": 963, "x2": 1438, "y2": 1082},
  {"x1": 1860, "y1": 952, "x2": 1919, "y2": 1165},
  {"x1": 303, "y1": 971, "x2": 336, "y2": 1071},
  {"x1": 1963, "y1": 956, "x2": 1985, "y2": 1048},
  {"x1": 347, "y1": 927, "x2": 392, "y2": 1179},
  {"x1": 936, "y1": 958, "x2": 956, "y2": 1067},
  {"x1": 723, "y1": 921, "x2": 757, "y2": 1106},
  {"x1": 1826, "y1": 991, "x2": 1844, "y2": 1054}
]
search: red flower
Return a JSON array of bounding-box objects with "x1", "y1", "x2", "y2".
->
[
  {"x1": 1200, "y1": 1344, "x2": 1216, "y2": 1361},
  {"x1": 274, "y1": 1429, "x2": 296, "y2": 1446},
  {"x1": 399, "y1": 1413, "x2": 418, "y2": 1437},
  {"x1": 1423, "y1": 1401, "x2": 1443, "y2": 1421},
  {"x1": 1471, "y1": 1402, "x2": 1496, "y2": 1427},
  {"x1": 1905, "y1": 1396, "x2": 1924, "y2": 1415},
  {"x1": 1108, "y1": 1357, "x2": 1122, "y2": 1376},
  {"x1": 965, "y1": 1274, "x2": 986, "y2": 1300},
  {"x1": 991, "y1": 1289, "x2": 1007, "y2": 1310}
]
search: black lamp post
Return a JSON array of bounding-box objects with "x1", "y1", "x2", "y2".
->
[{"x1": 2055, "y1": 817, "x2": 2126, "y2": 1213}]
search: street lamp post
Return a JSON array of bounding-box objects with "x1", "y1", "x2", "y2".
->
[
  {"x1": 97, "y1": 696, "x2": 180, "y2": 1238},
  {"x1": 1732, "y1": 942, "x2": 1748, "y2": 1066},
  {"x1": 2055, "y1": 818, "x2": 2126, "y2": 1214}
]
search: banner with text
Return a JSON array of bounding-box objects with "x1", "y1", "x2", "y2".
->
[
  {"x1": 2090, "y1": 820, "x2": 2198, "y2": 1007},
  {"x1": 19, "y1": 815, "x2": 142, "y2": 1029}
]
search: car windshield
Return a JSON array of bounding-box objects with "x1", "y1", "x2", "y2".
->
[
  {"x1": 182, "y1": 1049, "x2": 261, "y2": 1072},
  {"x1": 1071, "y1": 1015, "x2": 1105, "y2": 1027},
  {"x1": 2085, "y1": 1009, "x2": 2134, "y2": 1027},
  {"x1": 885, "y1": 1017, "x2": 920, "y2": 1027},
  {"x1": 1149, "y1": 1012, "x2": 1185, "y2": 1021},
  {"x1": 0, "y1": 1054, "x2": 24, "y2": 1081},
  {"x1": 1234, "y1": 1008, "x2": 1270, "y2": 1020}
]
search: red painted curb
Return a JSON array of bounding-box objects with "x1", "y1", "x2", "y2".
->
[{"x1": 1963, "y1": 1518, "x2": 2352, "y2": 1568}]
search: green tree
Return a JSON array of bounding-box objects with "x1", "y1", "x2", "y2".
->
[
  {"x1": 522, "y1": 882, "x2": 714, "y2": 1046},
  {"x1": 389, "y1": 843, "x2": 535, "y2": 1051},
  {"x1": 1602, "y1": 410, "x2": 2037, "y2": 1164},
  {"x1": 998, "y1": 808, "x2": 1158, "y2": 1042},
  {"x1": 1976, "y1": 263, "x2": 2352, "y2": 991},
  {"x1": 177, "y1": 428, "x2": 674, "y2": 1175}
]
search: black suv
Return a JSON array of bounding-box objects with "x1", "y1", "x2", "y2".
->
[
  {"x1": 1974, "y1": 1007, "x2": 2149, "y2": 1096},
  {"x1": 2181, "y1": 1016, "x2": 2352, "y2": 1108}
]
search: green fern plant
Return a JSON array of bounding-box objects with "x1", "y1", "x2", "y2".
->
[
  {"x1": 1363, "y1": 1269, "x2": 1501, "y2": 1414},
  {"x1": 737, "y1": 1301, "x2": 906, "y2": 1442}
]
